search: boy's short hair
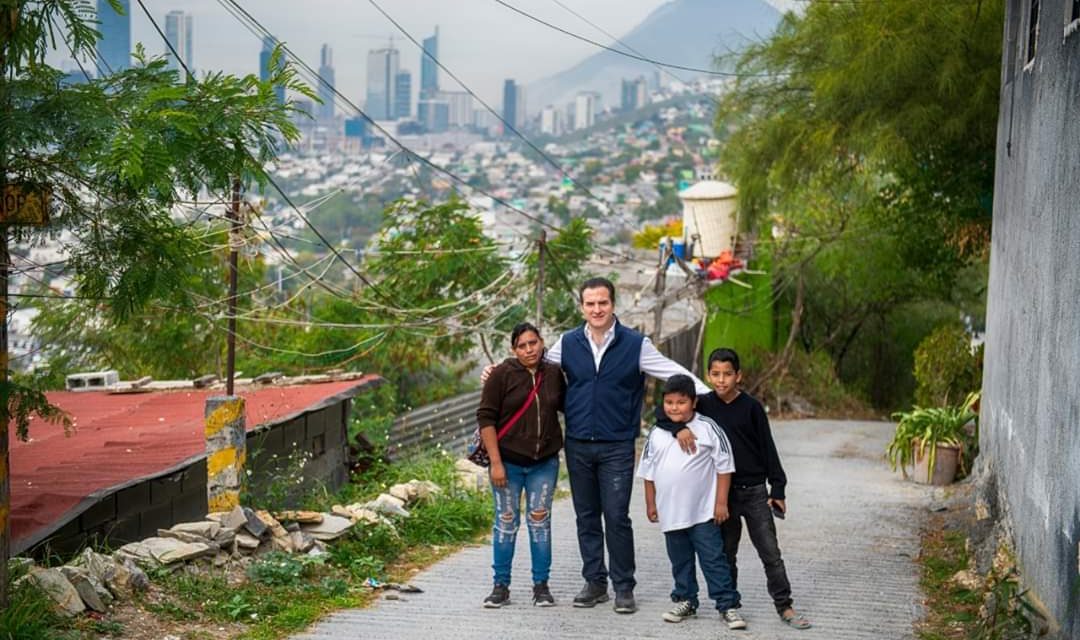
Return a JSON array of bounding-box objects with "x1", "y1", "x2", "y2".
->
[
  {"x1": 707, "y1": 347, "x2": 741, "y2": 372},
  {"x1": 662, "y1": 374, "x2": 697, "y2": 399}
]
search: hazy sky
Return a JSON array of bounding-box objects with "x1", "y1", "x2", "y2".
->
[{"x1": 69, "y1": 0, "x2": 796, "y2": 106}]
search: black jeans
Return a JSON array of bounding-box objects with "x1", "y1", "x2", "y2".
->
[
  {"x1": 664, "y1": 520, "x2": 740, "y2": 611},
  {"x1": 720, "y1": 483, "x2": 794, "y2": 613},
  {"x1": 564, "y1": 437, "x2": 637, "y2": 592}
]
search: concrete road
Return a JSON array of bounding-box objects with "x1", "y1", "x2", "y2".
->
[{"x1": 292, "y1": 420, "x2": 932, "y2": 639}]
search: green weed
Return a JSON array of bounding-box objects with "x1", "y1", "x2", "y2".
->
[{"x1": 0, "y1": 581, "x2": 65, "y2": 640}]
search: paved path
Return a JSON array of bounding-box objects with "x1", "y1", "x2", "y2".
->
[{"x1": 293, "y1": 420, "x2": 931, "y2": 639}]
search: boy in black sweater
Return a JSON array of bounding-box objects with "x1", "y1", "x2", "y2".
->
[{"x1": 660, "y1": 348, "x2": 811, "y2": 630}]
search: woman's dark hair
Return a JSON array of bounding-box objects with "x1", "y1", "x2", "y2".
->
[{"x1": 510, "y1": 322, "x2": 541, "y2": 348}]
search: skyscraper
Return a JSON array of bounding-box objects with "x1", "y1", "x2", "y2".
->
[
  {"x1": 96, "y1": 0, "x2": 130, "y2": 73},
  {"x1": 260, "y1": 36, "x2": 286, "y2": 105},
  {"x1": 420, "y1": 27, "x2": 439, "y2": 98},
  {"x1": 394, "y1": 70, "x2": 412, "y2": 119},
  {"x1": 366, "y1": 47, "x2": 399, "y2": 120},
  {"x1": 318, "y1": 44, "x2": 335, "y2": 121},
  {"x1": 502, "y1": 79, "x2": 525, "y2": 135},
  {"x1": 164, "y1": 10, "x2": 194, "y2": 80},
  {"x1": 621, "y1": 77, "x2": 648, "y2": 112},
  {"x1": 574, "y1": 92, "x2": 596, "y2": 130}
]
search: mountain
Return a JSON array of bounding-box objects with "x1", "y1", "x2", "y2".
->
[{"x1": 526, "y1": 0, "x2": 781, "y2": 113}]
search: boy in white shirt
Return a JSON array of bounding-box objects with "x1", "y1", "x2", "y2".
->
[{"x1": 638, "y1": 374, "x2": 746, "y2": 630}]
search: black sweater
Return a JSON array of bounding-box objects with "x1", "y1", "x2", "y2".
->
[{"x1": 696, "y1": 392, "x2": 787, "y2": 499}]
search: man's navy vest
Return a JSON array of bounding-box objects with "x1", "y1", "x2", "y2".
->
[{"x1": 561, "y1": 320, "x2": 644, "y2": 441}]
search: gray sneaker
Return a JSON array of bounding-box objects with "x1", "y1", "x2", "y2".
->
[
  {"x1": 662, "y1": 600, "x2": 697, "y2": 622},
  {"x1": 572, "y1": 581, "x2": 609, "y2": 608},
  {"x1": 613, "y1": 590, "x2": 637, "y2": 614},
  {"x1": 723, "y1": 608, "x2": 747, "y2": 630},
  {"x1": 483, "y1": 584, "x2": 510, "y2": 608}
]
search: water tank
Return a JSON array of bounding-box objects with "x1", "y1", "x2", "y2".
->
[{"x1": 679, "y1": 180, "x2": 738, "y2": 259}]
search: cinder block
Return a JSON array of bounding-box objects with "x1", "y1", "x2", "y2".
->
[
  {"x1": 79, "y1": 495, "x2": 117, "y2": 530},
  {"x1": 172, "y1": 489, "x2": 208, "y2": 523},
  {"x1": 183, "y1": 460, "x2": 208, "y2": 494},
  {"x1": 137, "y1": 499, "x2": 173, "y2": 539},
  {"x1": 105, "y1": 513, "x2": 141, "y2": 547},
  {"x1": 116, "y1": 483, "x2": 151, "y2": 513},
  {"x1": 150, "y1": 473, "x2": 184, "y2": 502}
]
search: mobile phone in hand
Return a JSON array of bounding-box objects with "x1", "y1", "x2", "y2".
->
[{"x1": 771, "y1": 503, "x2": 786, "y2": 520}]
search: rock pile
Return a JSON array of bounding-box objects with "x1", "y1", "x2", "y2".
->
[{"x1": 15, "y1": 477, "x2": 444, "y2": 617}]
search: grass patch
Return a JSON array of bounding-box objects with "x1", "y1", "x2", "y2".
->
[{"x1": 917, "y1": 527, "x2": 981, "y2": 639}]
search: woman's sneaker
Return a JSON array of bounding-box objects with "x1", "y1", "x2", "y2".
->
[
  {"x1": 662, "y1": 600, "x2": 697, "y2": 622},
  {"x1": 723, "y1": 608, "x2": 747, "y2": 630},
  {"x1": 532, "y1": 581, "x2": 555, "y2": 607},
  {"x1": 483, "y1": 584, "x2": 510, "y2": 608}
]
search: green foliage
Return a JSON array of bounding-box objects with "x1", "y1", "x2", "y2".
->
[
  {"x1": 247, "y1": 551, "x2": 325, "y2": 587},
  {"x1": 887, "y1": 393, "x2": 979, "y2": 481},
  {"x1": 0, "y1": 580, "x2": 64, "y2": 640},
  {"x1": 914, "y1": 324, "x2": 983, "y2": 407}
]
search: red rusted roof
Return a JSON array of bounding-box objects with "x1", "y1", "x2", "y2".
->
[{"x1": 8, "y1": 376, "x2": 380, "y2": 550}]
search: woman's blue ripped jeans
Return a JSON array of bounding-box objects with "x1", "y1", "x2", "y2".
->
[{"x1": 490, "y1": 455, "x2": 559, "y2": 586}]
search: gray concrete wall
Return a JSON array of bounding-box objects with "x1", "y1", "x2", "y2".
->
[{"x1": 982, "y1": 0, "x2": 1080, "y2": 635}]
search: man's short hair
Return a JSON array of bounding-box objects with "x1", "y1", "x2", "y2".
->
[
  {"x1": 707, "y1": 347, "x2": 741, "y2": 372},
  {"x1": 662, "y1": 374, "x2": 696, "y2": 399},
  {"x1": 578, "y1": 277, "x2": 616, "y2": 304}
]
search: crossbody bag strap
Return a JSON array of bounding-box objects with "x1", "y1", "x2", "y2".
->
[{"x1": 495, "y1": 371, "x2": 544, "y2": 441}]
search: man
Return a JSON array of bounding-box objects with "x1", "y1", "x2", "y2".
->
[{"x1": 544, "y1": 277, "x2": 709, "y2": 614}]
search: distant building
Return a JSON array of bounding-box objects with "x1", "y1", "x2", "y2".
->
[
  {"x1": 163, "y1": 10, "x2": 193, "y2": 80},
  {"x1": 317, "y1": 44, "x2": 335, "y2": 121},
  {"x1": 540, "y1": 105, "x2": 563, "y2": 136},
  {"x1": 418, "y1": 99, "x2": 450, "y2": 132},
  {"x1": 621, "y1": 76, "x2": 648, "y2": 112},
  {"x1": 366, "y1": 47, "x2": 399, "y2": 120},
  {"x1": 420, "y1": 27, "x2": 439, "y2": 98},
  {"x1": 441, "y1": 91, "x2": 473, "y2": 127},
  {"x1": 574, "y1": 92, "x2": 597, "y2": 130},
  {"x1": 394, "y1": 70, "x2": 412, "y2": 119},
  {"x1": 96, "y1": 0, "x2": 130, "y2": 73},
  {"x1": 502, "y1": 79, "x2": 525, "y2": 135},
  {"x1": 979, "y1": 2, "x2": 1080, "y2": 638},
  {"x1": 260, "y1": 36, "x2": 286, "y2": 105}
]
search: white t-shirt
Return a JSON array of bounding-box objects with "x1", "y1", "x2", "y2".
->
[{"x1": 637, "y1": 412, "x2": 736, "y2": 533}]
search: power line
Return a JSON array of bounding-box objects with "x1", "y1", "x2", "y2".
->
[
  {"x1": 491, "y1": 0, "x2": 766, "y2": 77},
  {"x1": 216, "y1": 0, "x2": 651, "y2": 269}
]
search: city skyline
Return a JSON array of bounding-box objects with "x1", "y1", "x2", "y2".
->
[{"x1": 65, "y1": 0, "x2": 797, "y2": 107}]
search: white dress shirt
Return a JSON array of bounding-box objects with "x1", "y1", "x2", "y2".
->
[{"x1": 545, "y1": 321, "x2": 711, "y2": 395}]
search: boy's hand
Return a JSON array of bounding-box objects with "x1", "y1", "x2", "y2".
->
[
  {"x1": 646, "y1": 504, "x2": 659, "y2": 523},
  {"x1": 768, "y1": 498, "x2": 786, "y2": 515},
  {"x1": 675, "y1": 427, "x2": 697, "y2": 454},
  {"x1": 713, "y1": 502, "x2": 730, "y2": 524},
  {"x1": 480, "y1": 364, "x2": 495, "y2": 384}
]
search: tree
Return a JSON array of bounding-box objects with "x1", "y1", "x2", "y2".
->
[
  {"x1": 0, "y1": 0, "x2": 308, "y2": 605},
  {"x1": 716, "y1": 0, "x2": 1001, "y2": 407}
]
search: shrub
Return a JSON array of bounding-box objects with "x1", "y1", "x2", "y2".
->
[
  {"x1": 0, "y1": 580, "x2": 65, "y2": 640},
  {"x1": 914, "y1": 323, "x2": 982, "y2": 407}
]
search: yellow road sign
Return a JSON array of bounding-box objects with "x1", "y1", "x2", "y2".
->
[{"x1": 1, "y1": 184, "x2": 51, "y2": 226}]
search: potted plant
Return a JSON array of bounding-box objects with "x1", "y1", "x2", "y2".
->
[{"x1": 887, "y1": 392, "x2": 979, "y2": 485}]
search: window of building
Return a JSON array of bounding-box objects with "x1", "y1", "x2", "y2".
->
[
  {"x1": 1026, "y1": 0, "x2": 1040, "y2": 65},
  {"x1": 1067, "y1": 0, "x2": 1080, "y2": 38}
]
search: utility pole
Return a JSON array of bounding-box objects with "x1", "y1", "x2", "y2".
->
[
  {"x1": 652, "y1": 239, "x2": 671, "y2": 342},
  {"x1": 536, "y1": 230, "x2": 546, "y2": 330},
  {"x1": 226, "y1": 179, "x2": 241, "y2": 396}
]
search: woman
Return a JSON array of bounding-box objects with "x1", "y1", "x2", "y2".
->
[{"x1": 475, "y1": 322, "x2": 566, "y2": 609}]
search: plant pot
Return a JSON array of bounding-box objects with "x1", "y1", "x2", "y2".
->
[{"x1": 912, "y1": 443, "x2": 959, "y2": 485}]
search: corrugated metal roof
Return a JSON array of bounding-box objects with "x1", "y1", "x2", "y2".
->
[{"x1": 8, "y1": 376, "x2": 380, "y2": 550}]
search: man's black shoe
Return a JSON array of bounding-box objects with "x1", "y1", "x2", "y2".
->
[
  {"x1": 572, "y1": 581, "x2": 609, "y2": 608},
  {"x1": 614, "y1": 590, "x2": 637, "y2": 614}
]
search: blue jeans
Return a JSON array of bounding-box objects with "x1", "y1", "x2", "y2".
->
[
  {"x1": 490, "y1": 456, "x2": 559, "y2": 586},
  {"x1": 721, "y1": 483, "x2": 794, "y2": 613},
  {"x1": 664, "y1": 520, "x2": 741, "y2": 611},
  {"x1": 564, "y1": 437, "x2": 637, "y2": 592}
]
